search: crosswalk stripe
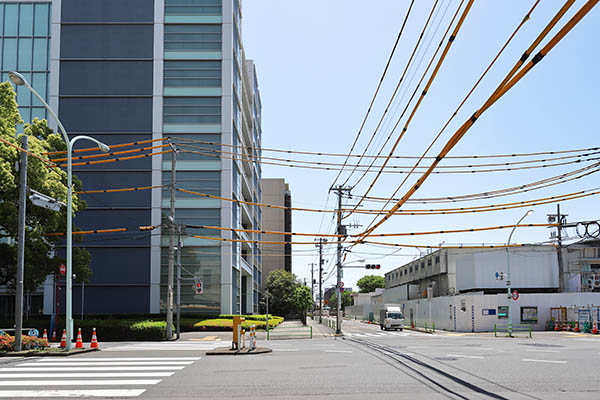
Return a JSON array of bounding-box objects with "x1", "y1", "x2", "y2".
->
[
  {"x1": 0, "y1": 372, "x2": 174, "y2": 378},
  {"x1": 36, "y1": 357, "x2": 200, "y2": 362},
  {"x1": 104, "y1": 346, "x2": 215, "y2": 351},
  {"x1": 19, "y1": 361, "x2": 193, "y2": 366},
  {"x1": 0, "y1": 380, "x2": 161, "y2": 386},
  {"x1": 1, "y1": 366, "x2": 186, "y2": 372},
  {"x1": 0, "y1": 389, "x2": 146, "y2": 398},
  {"x1": 364, "y1": 333, "x2": 380, "y2": 337}
]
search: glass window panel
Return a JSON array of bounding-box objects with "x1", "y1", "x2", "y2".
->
[
  {"x1": 166, "y1": 0, "x2": 221, "y2": 4},
  {"x1": 32, "y1": 38, "x2": 47, "y2": 70},
  {"x1": 165, "y1": 97, "x2": 219, "y2": 106},
  {"x1": 31, "y1": 72, "x2": 46, "y2": 106},
  {"x1": 18, "y1": 4, "x2": 33, "y2": 36},
  {"x1": 15, "y1": 73, "x2": 31, "y2": 106},
  {"x1": 19, "y1": 107, "x2": 31, "y2": 123},
  {"x1": 34, "y1": 4, "x2": 50, "y2": 37},
  {"x1": 164, "y1": 41, "x2": 220, "y2": 51},
  {"x1": 18, "y1": 38, "x2": 33, "y2": 70},
  {"x1": 3, "y1": 38, "x2": 17, "y2": 70},
  {"x1": 4, "y1": 4, "x2": 18, "y2": 36},
  {"x1": 0, "y1": 5, "x2": 3, "y2": 35},
  {"x1": 165, "y1": 6, "x2": 221, "y2": 16},
  {"x1": 165, "y1": 25, "x2": 220, "y2": 33},
  {"x1": 31, "y1": 107, "x2": 46, "y2": 121}
]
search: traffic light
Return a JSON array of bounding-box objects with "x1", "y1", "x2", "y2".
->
[
  {"x1": 365, "y1": 264, "x2": 381, "y2": 270},
  {"x1": 194, "y1": 280, "x2": 203, "y2": 295}
]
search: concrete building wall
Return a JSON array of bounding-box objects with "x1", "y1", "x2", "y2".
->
[{"x1": 260, "y1": 178, "x2": 291, "y2": 287}]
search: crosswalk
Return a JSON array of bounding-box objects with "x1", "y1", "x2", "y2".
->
[
  {"x1": 103, "y1": 340, "x2": 222, "y2": 352},
  {"x1": 0, "y1": 356, "x2": 200, "y2": 398},
  {"x1": 344, "y1": 331, "x2": 435, "y2": 338}
]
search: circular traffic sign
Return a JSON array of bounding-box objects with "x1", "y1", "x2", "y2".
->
[
  {"x1": 59, "y1": 264, "x2": 66, "y2": 275},
  {"x1": 511, "y1": 290, "x2": 519, "y2": 301}
]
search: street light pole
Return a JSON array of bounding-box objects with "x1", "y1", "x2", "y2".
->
[
  {"x1": 8, "y1": 71, "x2": 109, "y2": 350},
  {"x1": 506, "y1": 209, "x2": 533, "y2": 337}
]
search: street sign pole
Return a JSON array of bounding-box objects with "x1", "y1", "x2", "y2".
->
[{"x1": 14, "y1": 135, "x2": 28, "y2": 352}]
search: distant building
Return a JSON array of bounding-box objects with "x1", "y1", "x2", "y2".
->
[{"x1": 260, "y1": 179, "x2": 292, "y2": 287}]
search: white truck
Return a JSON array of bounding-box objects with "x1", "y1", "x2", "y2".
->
[{"x1": 379, "y1": 305, "x2": 404, "y2": 331}]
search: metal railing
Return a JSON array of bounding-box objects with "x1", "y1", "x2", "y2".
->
[
  {"x1": 409, "y1": 321, "x2": 435, "y2": 333},
  {"x1": 494, "y1": 323, "x2": 532, "y2": 338},
  {"x1": 267, "y1": 325, "x2": 313, "y2": 340}
]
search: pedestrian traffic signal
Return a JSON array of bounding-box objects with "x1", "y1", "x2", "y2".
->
[
  {"x1": 365, "y1": 264, "x2": 381, "y2": 269},
  {"x1": 194, "y1": 280, "x2": 203, "y2": 295}
]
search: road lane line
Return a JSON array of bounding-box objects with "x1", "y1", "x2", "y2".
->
[
  {"x1": 0, "y1": 389, "x2": 146, "y2": 398},
  {"x1": 522, "y1": 359, "x2": 567, "y2": 364},
  {"x1": 35, "y1": 357, "x2": 200, "y2": 362},
  {"x1": 461, "y1": 347, "x2": 493, "y2": 351},
  {"x1": 446, "y1": 354, "x2": 484, "y2": 359},
  {"x1": 273, "y1": 349, "x2": 299, "y2": 352},
  {"x1": 324, "y1": 350, "x2": 353, "y2": 354},
  {"x1": 0, "y1": 372, "x2": 174, "y2": 378},
  {"x1": 525, "y1": 349, "x2": 560, "y2": 353},
  {"x1": 364, "y1": 333, "x2": 380, "y2": 337},
  {"x1": 352, "y1": 334, "x2": 367, "y2": 337},
  {"x1": 1, "y1": 366, "x2": 185, "y2": 371},
  {"x1": 19, "y1": 361, "x2": 193, "y2": 366},
  {"x1": 0, "y1": 380, "x2": 161, "y2": 386}
]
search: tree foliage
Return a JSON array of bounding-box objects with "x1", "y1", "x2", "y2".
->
[
  {"x1": 0, "y1": 81, "x2": 91, "y2": 290},
  {"x1": 265, "y1": 269, "x2": 300, "y2": 315},
  {"x1": 328, "y1": 290, "x2": 353, "y2": 311},
  {"x1": 293, "y1": 285, "x2": 312, "y2": 313},
  {"x1": 356, "y1": 275, "x2": 385, "y2": 293}
]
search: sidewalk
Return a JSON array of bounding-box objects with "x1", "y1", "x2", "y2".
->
[{"x1": 306, "y1": 317, "x2": 336, "y2": 337}]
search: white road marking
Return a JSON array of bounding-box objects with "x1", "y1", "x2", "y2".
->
[
  {"x1": 461, "y1": 347, "x2": 493, "y2": 351},
  {"x1": 364, "y1": 333, "x2": 381, "y2": 337},
  {"x1": 19, "y1": 361, "x2": 193, "y2": 366},
  {"x1": 0, "y1": 380, "x2": 161, "y2": 386},
  {"x1": 407, "y1": 346, "x2": 432, "y2": 349},
  {"x1": 0, "y1": 389, "x2": 146, "y2": 398},
  {"x1": 35, "y1": 357, "x2": 200, "y2": 362},
  {"x1": 389, "y1": 332, "x2": 409, "y2": 336},
  {"x1": 104, "y1": 346, "x2": 214, "y2": 351},
  {"x1": 525, "y1": 349, "x2": 560, "y2": 353},
  {"x1": 273, "y1": 349, "x2": 299, "y2": 352},
  {"x1": 522, "y1": 359, "x2": 567, "y2": 364},
  {"x1": 324, "y1": 350, "x2": 353, "y2": 354},
  {"x1": 446, "y1": 354, "x2": 484, "y2": 359},
  {"x1": 1, "y1": 366, "x2": 186, "y2": 372},
  {"x1": 352, "y1": 333, "x2": 367, "y2": 337},
  {"x1": 0, "y1": 372, "x2": 174, "y2": 378}
]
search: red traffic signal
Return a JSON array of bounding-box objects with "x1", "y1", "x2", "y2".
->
[
  {"x1": 365, "y1": 264, "x2": 381, "y2": 270},
  {"x1": 194, "y1": 280, "x2": 203, "y2": 295}
]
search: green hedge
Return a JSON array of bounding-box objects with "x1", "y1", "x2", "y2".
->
[{"x1": 193, "y1": 316, "x2": 283, "y2": 331}]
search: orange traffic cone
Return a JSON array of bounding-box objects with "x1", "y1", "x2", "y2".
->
[
  {"x1": 575, "y1": 322, "x2": 580, "y2": 332},
  {"x1": 59, "y1": 329, "x2": 67, "y2": 348},
  {"x1": 554, "y1": 322, "x2": 559, "y2": 331},
  {"x1": 593, "y1": 321, "x2": 599, "y2": 335},
  {"x1": 75, "y1": 328, "x2": 83, "y2": 349},
  {"x1": 42, "y1": 329, "x2": 48, "y2": 342},
  {"x1": 90, "y1": 328, "x2": 98, "y2": 349},
  {"x1": 51, "y1": 330, "x2": 56, "y2": 342}
]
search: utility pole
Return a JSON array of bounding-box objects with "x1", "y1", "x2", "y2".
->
[
  {"x1": 176, "y1": 226, "x2": 182, "y2": 340},
  {"x1": 309, "y1": 263, "x2": 316, "y2": 319},
  {"x1": 14, "y1": 135, "x2": 28, "y2": 352},
  {"x1": 166, "y1": 141, "x2": 177, "y2": 340},
  {"x1": 315, "y1": 238, "x2": 327, "y2": 323},
  {"x1": 330, "y1": 185, "x2": 351, "y2": 335},
  {"x1": 548, "y1": 204, "x2": 567, "y2": 292}
]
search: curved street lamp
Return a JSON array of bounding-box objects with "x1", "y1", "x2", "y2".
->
[
  {"x1": 506, "y1": 209, "x2": 534, "y2": 337},
  {"x1": 9, "y1": 71, "x2": 110, "y2": 350}
]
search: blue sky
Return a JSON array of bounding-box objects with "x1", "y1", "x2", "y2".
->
[{"x1": 241, "y1": 1, "x2": 600, "y2": 290}]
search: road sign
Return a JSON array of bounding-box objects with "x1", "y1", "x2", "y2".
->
[
  {"x1": 511, "y1": 290, "x2": 519, "y2": 301},
  {"x1": 59, "y1": 264, "x2": 66, "y2": 275}
]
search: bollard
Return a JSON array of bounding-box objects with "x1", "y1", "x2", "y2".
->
[{"x1": 232, "y1": 316, "x2": 245, "y2": 350}]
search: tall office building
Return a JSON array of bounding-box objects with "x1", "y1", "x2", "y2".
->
[
  {"x1": 0, "y1": 0, "x2": 262, "y2": 317},
  {"x1": 260, "y1": 178, "x2": 292, "y2": 289}
]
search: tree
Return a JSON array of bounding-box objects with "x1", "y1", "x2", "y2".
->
[
  {"x1": 293, "y1": 285, "x2": 312, "y2": 323},
  {"x1": 0, "y1": 81, "x2": 92, "y2": 290},
  {"x1": 328, "y1": 290, "x2": 353, "y2": 311},
  {"x1": 265, "y1": 269, "x2": 299, "y2": 315},
  {"x1": 357, "y1": 275, "x2": 385, "y2": 293}
]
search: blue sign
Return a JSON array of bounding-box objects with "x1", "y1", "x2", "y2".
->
[{"x1": 482, "y1": 309, "x2": 496, "y2": 316}]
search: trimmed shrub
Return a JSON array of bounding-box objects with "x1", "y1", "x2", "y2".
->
[{"x1": 193, "y1": 316, "x2": 283, "y2": 331}]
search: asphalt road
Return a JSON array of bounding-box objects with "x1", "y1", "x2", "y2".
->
[{"x1": 0, "y1": 319, "x2": 598, "y2": 399}]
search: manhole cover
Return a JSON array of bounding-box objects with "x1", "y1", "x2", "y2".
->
[
  {"x1": 522, "y1": 343, "x2": 563, "y2": 348},
  {"x1": 434, "y1": 357, "x2": 457, "y2": 361}
]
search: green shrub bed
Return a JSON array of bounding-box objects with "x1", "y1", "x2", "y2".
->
[{"x1": 193, "y1": 315, "x2": 283, "y2": 331}]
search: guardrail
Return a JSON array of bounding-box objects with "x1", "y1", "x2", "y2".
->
[
  {"x1": 408, "y1": 321, "x2": 435, "y2": 333},
  {"x1": 494, "y1": 323, "x2": 532, "y2": 338},
  {"x1": 267, "y1": 325, "x2": 313, "y2": 340}
]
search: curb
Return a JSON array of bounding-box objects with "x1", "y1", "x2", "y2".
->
[{"x1": 0, "y1": 348, "x2": 100, "y2": 357}]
